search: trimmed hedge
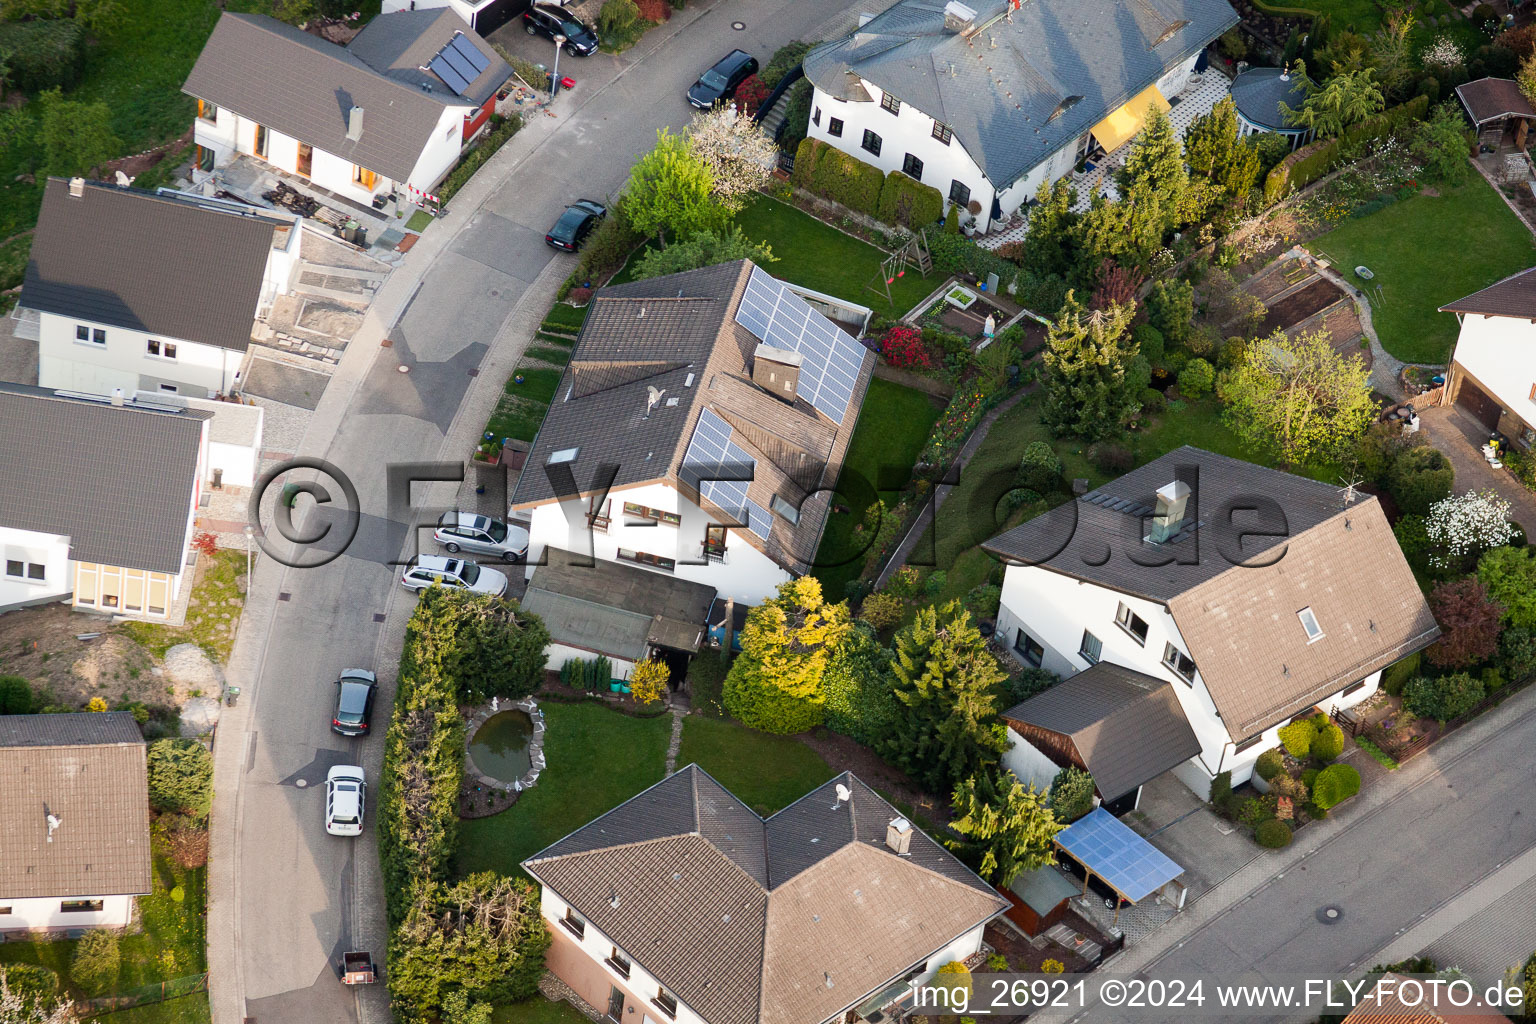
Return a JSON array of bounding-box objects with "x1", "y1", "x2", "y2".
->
[
  {"x1": 1312, "y1": 763, "x2": 1361, "y2": 810},
  {"x1": 1277, "y1": 718, "x2": 1315, "y2": 759},
  {"x1": 0, "y1": 20, "x2": 86, "y2": 94},
  {"x1": 1310, "y1": 721, "x2": 1345, "y2": 763},
  {"x1": 792, "y1": 137, "x2": 884, "y2": 217},
  {"x1": 1263, "y1": 94, "x2": 1430, "y2": 203},
  {"x1": 876, "y1": 169, "x2": 944, "y2": 230},
  {"x1": 436, "y1": 113, "x2": 522, "y2": 205},
  {"x1": 1256, "y1": 818, "x2": 1293, "y2": 848},
  {"x1": 1254, "y1": 748, "x2": 1285, "y2": 782}
]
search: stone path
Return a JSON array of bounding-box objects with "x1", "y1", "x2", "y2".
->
[{"x1": 664, "y1": 705, "x2": 686, "y2": 773}]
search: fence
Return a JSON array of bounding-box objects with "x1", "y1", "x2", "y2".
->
[
  {"x1": 81, "y1": 973, "x2": 209, "y2": 1017},
  {"x1": 1364, "y1": 671, "x2": 1536, "y2": 766}
]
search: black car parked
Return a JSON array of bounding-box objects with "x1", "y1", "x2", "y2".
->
[
  {"x1": 545, "y1": 199, "x2": 606, "y2": 251},
  {"x1": 522, "y1": 3, "x2": 599, "y2": 55},
  {"x1": 687, "y1": 49, "x2": 758, "y2": 109},
  {"x1": 332, "y1": 669, "x2": 378, "y2": 737}
]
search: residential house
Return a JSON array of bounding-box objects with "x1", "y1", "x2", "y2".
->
[
  {"x1": 0, "y1": 384, "x2": 208, "y2": 619},
  {"x1": 510, "y1": 260, "x2": 876, "y2": 608},
  {"x1": 523, "y1": 766, "x2": 1009, "y2": 1024},
  {"x1": 800, "y1": 0, "x2": 1238, "y2": 233},
  {"x1": 983, "y1": 447, "x2": 1438, "y2": 799},
  {"x1": 23, "y1": 177, "x2": 300, "y2": 400},
  {"x1": 379, "y1": 0, "x2": 524, "y2": 37},
  {"x1": 0, "y1": 713, "x2": 152, "y2": 935},
  {"x1": 1440, "y1": 267, "x2": 1536, "y2": 446},
  {"x1": 184, "y1": 9, "x2": 510, "y2": 206}
]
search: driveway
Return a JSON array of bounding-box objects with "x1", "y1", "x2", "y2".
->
[
  {"x1": 1418, "y1": 403, "x2": 1536, "y2": 535},
  {"x1": 208, "y1": 3, "x2": 887, "y2": 1024}
]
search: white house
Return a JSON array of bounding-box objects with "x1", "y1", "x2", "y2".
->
[
  {"x1": 1440, "y1": 266, "x2": 1536, "y2": 447},
  {"x1": 379, "y1": 0, "x2": 528, "y2": 36},
  {"x1": 984, "y1": 447, "x2": 1439, "y2": 800},
  {"x1": 510, "y1": 260, "x2": 876, "y2": 609},
  {"x1": 22, "y1": 177, "x2": 300, "y2": 400},
  {"x1": 0, "y1": 384, "x2": 208, "y2": 619},
  {"x1": 183, "y1": 9, "x2": 510, "y2": 206},
  {"x1": 523, "y1": 766, "x2": 1008, "y2": 1024},
  {"x1": 801, "y1": 0, "x2": 1238, "y2": 233},
  {"x1": 0, "y1": 712, "x2": 152, "y2": 935}
]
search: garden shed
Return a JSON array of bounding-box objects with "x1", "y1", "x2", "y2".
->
[
  {"x1": 1230, "y1": 67, "x2": 1312, "y2": 149},
  {"x1": 1455, "y1": 78, "x2": 1536, "y2": 151}
]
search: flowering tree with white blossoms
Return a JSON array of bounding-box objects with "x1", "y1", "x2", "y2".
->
[
  {"x1": 1425, "y1": 489, "x2": 1515, "y2": 570},
  {"x1": 1421, "y1": 35, "x2": 1465, "y2": 73},
  {"x1": 0, "y1": 970, "x2": 73, "y2": 1024},
  {"x1": 686, "y1": 105, "x2": 777, "y2": 212}
]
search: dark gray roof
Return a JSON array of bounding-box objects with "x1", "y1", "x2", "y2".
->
[
  {"x1": 23, "y1": 178, "x2": 282, "y2": 352},
  {"x1": 346, "y1": 8, "x2": 508, "y2": 106},
  {"x1": 1440, "y1": 265, "x2": 1536, "y2": 319},
  {"x1": 522, "y1": 549, "x2": 717, "y2": 659},
  {"x1": 0, "y1": 713, "x2": 152, "y2": 900},
  {"x1": 1456, "y1": 77, "x2": 1536, "y2": 126},
  {"x1": 1002, "y1": 662, "x2": 1200, "y2": 801},
  {"x1": 0, "y1": 384, "x2": 207, "y2": 574},
  {"x1": 803, "y1": 0, "x2": 1238, "y2": 187},
  {"x1": 525, "y1": 766, "x2": 1007, "y2": 1024},
  {"x1": 184, "y1": 12, "x2": 485, "y2": 183},
  {"x1": 1229, "y1": 67, "x2": 1308, "y2": 132}
]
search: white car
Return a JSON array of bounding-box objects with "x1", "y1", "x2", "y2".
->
[
  {"x1": 433, "y1": 511, "x2": 529, "y2": 562},
  {"x1": 325, "y1": 765, "x2": 366, "y2": 837},
  {"x1": 399, "y1": 554, "x2": 508, "y2": 596}
]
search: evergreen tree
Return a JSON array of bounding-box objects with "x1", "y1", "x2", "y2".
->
[
  {"x1": 1115, "y1": 107, "x2": 1187, "y2": 265},
  {"x1": 1183, "y1": 97, "x2": 1261, "y2": 218},
  {"x1": 881, "y1": 602, "x2": 1008, "y2": 795},
  {"x1": 947, "y1": 773, "x2": 1062, "y2": 886},
  {"x1": 1072, "y1": 191, "x2": 1130, "y2": 288},
  {"x1": 621, "y1": 128, "x2": 728, "y2": 246},
  {"x1": 1282, "y1": 65, "x2": 1384, "y2": 137},
  {"x1": 723, "y1": 577, "x2": 852, "y2": 734},
  {"x1": 1040, "y1": 291, "x2": 1140, "y2": 441},
  {"x1": 1022, "y1": 177, "x2": 1079, "y2": 279}
]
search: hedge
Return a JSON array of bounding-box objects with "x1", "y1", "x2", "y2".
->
[
  {"x1": 1312, "y1": 763, "x2": 1360, "y2": 809},
  {"x1": 876, "y1": 169, "x2": 944, "y2": 230},
  {"x1": 436, "y1": 113, "x2": 522, "y2": 205},
  {"x1": 791, "y1": 137, "x2": 884, "y2": 217},
  {"x1": 1263, "y1": 94, "x2": 1430, "y2": 203},
  {"x1": 0, "y1": 20, "x2": 85, "y2": 94},
  {"x1": 1277, "y1": 718, "x2": 1315, "y2": 759}
]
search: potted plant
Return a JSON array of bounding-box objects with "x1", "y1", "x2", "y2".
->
[{"x1": 472, "y1": 433, "x2": 500, "y2": 464}]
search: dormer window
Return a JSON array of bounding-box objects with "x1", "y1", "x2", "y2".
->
[{"x1": 1298, "y1": 607, "x2": 1324, "y2": 643}]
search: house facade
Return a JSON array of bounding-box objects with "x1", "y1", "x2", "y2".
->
[
  {"x1": 801, "y1": 0, "x2": 1237, "y2": 233},
  {"x1": 0, "y1": 384, "x2": 208, "y2": 619},
  {"x1": 524, "y1": 766, "x2": 1008, "y2": 1024},
  {"x1": 511, "y1": 260, "x2": 876, "y2": 609},
  {"x1": 379, "y1": 0, "x2": 525, "y2": 37},
  {"x1": 23, "y1": 177, "x2": 299, "y2": 400},
  {"x1": 984, "y1": 448, "x2": 1439, "y2": 797},
  {"x1": 0, "y1": 713, "x2": 153, "y2": 935},
  {"x1": 1440, "y1": 267, "x2": 1536, "y2": 446},
  {"x1": 184, "y1": 10, "x2": 509, "y2": 205}
]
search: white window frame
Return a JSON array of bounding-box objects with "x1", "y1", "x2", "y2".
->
[
  {"x1": 1298, "y1": 607, "x2": 1324, "y2": 643},
  {"x1": 1115, "y1": 601, "x2": 1149, "y2": 645}
]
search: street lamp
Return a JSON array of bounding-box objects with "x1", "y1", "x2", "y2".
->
[
  {"x1": 243, "y1": 525, "x2": 254, "y2": 582},
  {"x1": 551, "y1": 34, "x2": 565, "y2": 100}
]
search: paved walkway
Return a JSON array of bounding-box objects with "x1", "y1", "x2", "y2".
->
[{"x1": 1418, "y1": 404, "x2": 1536, "y2": 535}]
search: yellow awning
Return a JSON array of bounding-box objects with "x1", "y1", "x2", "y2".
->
[{"x1": 1089, "y1": 85, "x2": 1172, "y2": 152}]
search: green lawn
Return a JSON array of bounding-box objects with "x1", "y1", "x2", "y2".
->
[
  {"x1": 813, "y1": 378, "x2": 944, "y2": 599},
  {"x1": 118, "y1": 549, "x2": 246, "y2": 663},
  {"x1": 1311, "y1": 175, "x2": 1536, "y2": 364},
  {"x1": 675, "y1": 716, "x2": 835, "y2": 816},
  {"x1": 492, "y1": 998, "x2": 591, "y2": 1024},
  {"x1": 454, "y1": 701, "x2": 671, "y2": 879},
  {"x1": 1254, "y1": 0, "x2": 1460, "y2": 35},
  {"x1": 87, "y1": 994, "x2": 211, "y2": 1024},
  {"x1": 405, "y1": 210, "x2": 434, "y2": 233}
]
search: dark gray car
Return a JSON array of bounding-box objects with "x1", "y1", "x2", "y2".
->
[{"x1": 332, "y1": 669, "x2": 377, "y2": 737}]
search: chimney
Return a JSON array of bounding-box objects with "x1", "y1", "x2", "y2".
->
[
  {"x1": 943, "y1": 1, "x2": 977, "y2": 33},
  {"x1": 886, "y1": 816, "x2": 912, "y2": 854},
  {"x1": 346, "y1": 106, "x2": 365, "y2": 142},
  {"x1": 1148, "y1": 480, "x2": 1192, "y2": 544},
  {"x1": 751, "y1": 344, "x2": 803, "y2": 404},
  {"x1": 110, "y1": 388, "x2": 125, "y2": 407},
  {"x1": 69, "y1": 177, "x2": 86, "y2": 198}
]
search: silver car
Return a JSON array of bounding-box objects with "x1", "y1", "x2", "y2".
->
[
  {"x1": 433, "y1": 511, "x2": 529, "y2": 562},
  {"x1": 325, "y1": 765, "x2": 366, "y2": 837},
  {"x1": 399, "y1": 554, "x2": 509, "y2": 596}
]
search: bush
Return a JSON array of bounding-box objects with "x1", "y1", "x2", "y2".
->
[
  {"x1": 1382, "y1": 651, "x2": 1420, "y2": 696},
  {"x1": 1254, "y1": 748, "x2": 1285, "y2": 781},
  {"x1": 986, "y1": 952, "x2": 1009, "y2": 971},
  {"x1": 1237, "y1": 795, "x2": 1275, "y2": 829},
  {"x1": 1388, "y1": 446, "x2": 1454, "y2": 517},
  {"x1": 598, "y1": 0, "x2": 640, "y2": 33},
  {"x1": 1498, "y1": 626, "x2": 1536, "y2": 680},
  {"x1": 1141, "y1": 387, "x2": 1167, "y2": 414},
  {"x1": 821, "y1": 624, "x2": 897, "y2": 746},
  {"x1": 571, "y1": 204, "x2": 644, "y2": 286},
  {"x1": 965, "y1": 584, "x2": 1002, "y2": 619},
  {"x1": 791, "y1": 137, "x2": 884, "y2": 216},
  {"x1": 1, "y1": 964, "x2": 59, "y2": 1003},
  {"x1": 1004, "y1": 667, "x2": 1058, "y2": 706},
  {"x1": 0, "y1": 20, "x2": 86, "y2": 93},
  {"x1": 881, "y1": 325, "x2": 934, "y2": 370},
  {"x1": 859, "y1": 591, "x2": 904, "y2": 631},
  {"x1": 1133, "y1": 323, "x2": 1165, "y2": 364},
  {"x1": 1310, "y1": 721, "x2": 1345, "y2": 763},
  {"x1": 0, "y1": 675, "x2": 32, "y2": 715},
  {"x1": 1209, "y1": 770, "x2": 1232, "y2": 805},
  {"x1": 924, "y1": 570, "x2": 948, "y2": 595},
  {"x1": 760, "y1": 40, "x2": 812, "y2": 89},
  {"x1": 1402, "y1": 672, "x2": 1485, "y2": 722},
  {"x1": 1256, "y1": 818, "x2": 1293, "y2": 848},
  {"x1": 1041, "y1": 959, "x2": 1065, "y2": 974},
  {"x1": 1480, "y1": 665, "x2": 1505, "y2": 690},
  {"x1": 1178, "y1": 358, "x2": 1215, "y2": 399},
  {"x1": 1263, "y1": 95, "x2": 1430, "y2": 202},
  {"x1": 1147, "y1": 279, "x2": 1194, "y2": 348},
  {"x1": 629, "y1": 658, "x2": 669, "y2": 706},
  {"x1": 1016, "y1": 440, "x2": 1063, "y2": 494},
  {"x1": 72, "y1": 929, "x2": 120, "y2": 996},
  {"x1": 1277, "y1": 718, "x2": 1315, "y2": 759},
  {"x1": 687, "y1": 653, "x2": 729, "y2": 718},
  {"x1": 147, "y1": 738, "x2": 213, "y2": 819},
  {"x1": 1312, "y1": 763, "x2": 1361, "y2": 809},
  {"x1": 876, "y1": 169, "x2": 945, "y2": 229},
  {"x1": 1049, "y1": 766, "x2": 1096, "y2": 822}
]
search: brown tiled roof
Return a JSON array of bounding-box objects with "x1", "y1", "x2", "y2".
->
[
  {"x1": 1438, "y1": 266, "x2": 1536, "y2": 319},
  {"x1": 985, "y1": 447, "x2": 1439, "y2": 739},
  {"x1": 1342, "y1": 973, "x2": 1511, "y2": 1023},
  {"x1": 524, "y1": 767, "x2": 1007, "y2": 1024},
  {"x1": 1455, "y1": 77, "x2": 1536, "y2": 125},
  {"x1": 511, "y1": 260, "x2": 875, "y2": 574},
  {"x1": 0, "y1": 713, "x2": 152, "y2": 900}
]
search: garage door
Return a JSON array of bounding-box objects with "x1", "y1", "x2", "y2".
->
[
  {"x1": 473, "y1": 0, "x2": 525, "y2": 36},
  {"x1": 1456, "y1": 377, "x2": 1503, "y2": 432}
]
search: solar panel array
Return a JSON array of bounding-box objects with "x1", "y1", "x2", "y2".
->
[
  {"x1": 1055, "y1": 808, "x2": 1182, "y2": 904},
  {"x1": 429, "y1": 33, "x2": 490, "y2": 96},
  {"x1": 733, "y1": 266, "x2": 864, "y2": 425},
  {"x1": 681, "y1": 409, "x2": 771, "y2": 540}
]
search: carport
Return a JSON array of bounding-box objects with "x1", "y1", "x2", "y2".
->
[{"x1": 1054, "y1": 808, "x2": 1184, "y2": 926}]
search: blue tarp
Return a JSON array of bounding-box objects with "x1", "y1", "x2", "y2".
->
[{"x1": 1055, "y1": 808, "x2": 1182, "y2": 904}]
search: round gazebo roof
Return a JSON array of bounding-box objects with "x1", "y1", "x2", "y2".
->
[{"x1": 1230, "y1": 67, "x2": 1309, "y2": 133}]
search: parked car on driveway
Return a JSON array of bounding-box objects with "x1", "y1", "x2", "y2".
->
[
  {"x1": 331, "y1": 669, "x2": 377, "y2": 737},
  {"x1": 325, "y1": 765, "x2": 366, "y2": 837},
  {"x1": 545, "y1": 200, "x2": 606, "y2": 251},
  {"x1": 687, "y1": 49, "x2": 758, "y2": 109},
  {"x1": 399, "y1": 554, "x2": 509, "y2": 596},
  {"x1": 523, "y1": 3, "x2": 599, "y2": 55},
  {"x1": 435, "y1": 511, "x2": 530, "y2": 562}
]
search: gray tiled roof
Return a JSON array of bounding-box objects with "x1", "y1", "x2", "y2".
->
[
  {"x1": 1002, "y1": 662, "x2": 1200, "y2": 801},
  {"x1": 346, "y1": 8, "x2": 509, "y2": 106},
  {"x1": 525, "y1": 766, "x2": 1007, "y2": 1024},
  {"x1": 184, "y1": 12, "x2": 490, "y2": 183},
  {"x1": 23, "y1": 179, "x2": 282, "y2": 353},
  {"x1": 803, "y1": 0, "x2": 1239, "y2": 187},
  {"x1": 1439, "y1": 265, "x2": 1536, "y2": 319},
  {"x1": 1229, "y1": 67, "x2": 1308, "y2": 132},
  {"x1": 0, "y1": 384, "x2": 207, "y2": 574},
  {"x1": 1456, "y1": 76, "x2": 1536, "y2": 126},
  {"x1": 522, "y1": 549, "x2": 717, "y2": 660},
  {"x1": 0, "y1": 713, "x2": 152, "y2": 900}
]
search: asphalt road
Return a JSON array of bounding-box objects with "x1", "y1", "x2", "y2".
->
[{"x1": 212, "y1": 2, "x2": 880, "y2": 1022}]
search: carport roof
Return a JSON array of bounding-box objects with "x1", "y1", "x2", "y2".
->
[
  {"x1": 1055, "y1": 807, "x2": 1182, "y2": 904},
  {"x1": 524, "y1": 550, "x2": 716, "y2": 659}
]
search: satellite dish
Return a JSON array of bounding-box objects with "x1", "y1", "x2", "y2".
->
[{"x1": 833, "y1": 783, "x2": 852, "y2": 808}]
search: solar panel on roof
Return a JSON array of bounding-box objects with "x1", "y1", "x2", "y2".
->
[
  {"x1": 437, "y1": 43, "x2": 478, "y2": 90},
  {"x1": 681, "y1": 409, "x2": 771, "y2": 539},
  {"x1": 429, "y1": 54, "x2": 472, "y2": 95},
  {"x1": 1055, "y1": 808, "x2": 1182, "y2": 904},
  {"x1": 733, "y1": 266, "x2": 865, "y2": 425},
  {"x1": 449, "y1": 33, "x2": 489, "y2": 74}
]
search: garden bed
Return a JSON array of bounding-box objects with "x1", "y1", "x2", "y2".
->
[{"x1": 1254, "y1": 277, "x2": 1347, "y2": 336}]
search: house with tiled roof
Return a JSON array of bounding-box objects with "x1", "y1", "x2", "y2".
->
[
  {"x1": 0, "y1": 713, "x2": 152, "y2": 934},
  {"x1": 983, "y1": 447, "x2": 1438, "y2": 803},
  {"x1": 1439, "y1": 267, "x2": 1536, "y2": 446},
  {"x1": 523, "y1": 765, "x2": 1009, "y2": 1024},
  {"x1": 183, "y1": 8, "x2": 509, "y2": 207},
  {"x1": 0, "y1": 384, "x2": 208, "y2": 619},
  {"x1": 510, "y1": 260, "x2": 876, "y2": 611},
  {"x1": 800, "y1": 0, "x2": 1237, "y2": 234}
]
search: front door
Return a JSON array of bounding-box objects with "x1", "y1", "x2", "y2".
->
[
  {"x1": 606, "y1": 987, "x2": 624, "y2": 1022},
  {"x1": 296, "y1": 142, "x2": 313, "y2": 178}
]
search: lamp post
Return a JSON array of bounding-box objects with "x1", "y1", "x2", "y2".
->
[
  {"x1": 244, "y1": 525, "x2": 254, "y2": 581},
  {"x1": 551, "y1": 34, "x2": 565, "y2": 100}
]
